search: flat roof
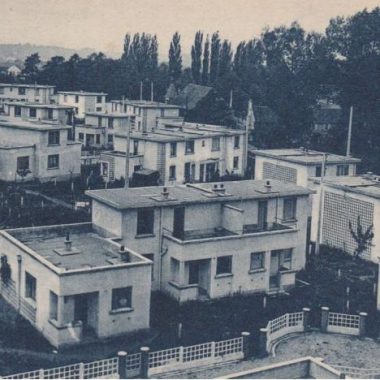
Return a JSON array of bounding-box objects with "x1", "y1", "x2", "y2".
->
[
  {"x1": 252, "y1": 148, "x2": 361, "y2": 165},
  {"x1": 115, "y1": 123, "x2": 244, "y2": 142},
  {"x1": 6, "y1": 223, "x2": 148, "y2": 273},
  {"x1": 57, "y1": 91, "x2": 107, "y2": 96},
  {"x1": 86, "y1": 179, "x2": 313, "y2": 210},
  {"x1": 0, "y1": 83, "x2": 55, "y2": 89},
  {"x1": 111, "y1": 99, "x2": 183, "y2": 109},
  {"x1": 0, "y1": 117, "x2": 72, "y2": 131},
  {"x1": 85, "y1": 111, "x2": 130, "y2": 118},
  {"x1": 0, "y1": 143, "x2": 34, "y2": 150},
  {"x1": 314, "y1": 174, "x2": 380, "y2": 200},
  {"x1": 4, "y1": 101, "x2": 75, "y2": 110}
]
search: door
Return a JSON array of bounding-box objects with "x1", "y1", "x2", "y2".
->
[
  {"x1": 184, "y1": 163, "x2": 191, "y2": 183},
  {"x1": 258, "y1": 201, "x2": 268, "y2": 230},
  {"x1": 206, "y1": 163, "x2": 216, "y2": 182},
  {"x1": 270, "y1": 251, "x2": 280, "y2": 289},
  {"x1": 198, "y1": 260, "x2": 211, "y2": 295},
  {"x1": 199, "y1": 164, "x2": 205, "y2": 182},
  {"x1": 173, "y1": 206, "x2": 185, "y2": 240},
  {"x1": 74, "y1": 294, "x2": 88, "y2": 324},
  {"x1": 188, "y1": 261, "x2": 199, "y2": 284},
  {"x1": 191, "y1": 164, "x2": 196, "y2": 182}
]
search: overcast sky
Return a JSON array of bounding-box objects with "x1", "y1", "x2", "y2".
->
[{"x1": 1, "y1": 0, "x2": 379, "y2": 58}]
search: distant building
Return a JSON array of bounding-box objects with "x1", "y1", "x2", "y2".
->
[
  {"x1": 100, "y1": 120, "x2": 246, "y2": 185},
  {"x1": 109, "y1": 100, "x2": 183, "y2": 132},
  {"x1": 310, "y1": 173, "x2": 380, "y2": 263},
  {"x1": 171, "y1": 83, "x2": 213, "y2": 112},
  {"x1": 0, "y1": 223, "x2": 152, "y2": 347},
  {"x1": 0, "y1": 83, "x2": 55, "y2": 110},
  {"x1": 57, "y1": 91, "x2": 107, "y2": 119},
  {"x1": 313, "y1": 100, "x2": 342, "y2": 134},
  {"x1": 7, "y1": 65, "x2": 22, "y2": 77},
  {"x1": 0, "y1": 116, "x2": 81, "y2": 182},
  {"x1": 87, "y1": 179, "x2": 312, "y2": 301}
]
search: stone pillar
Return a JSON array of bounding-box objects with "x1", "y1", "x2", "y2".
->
[
  {"x1": 259, "y1": 328, "x2": 268, "y2": 357},
  {"x1": 140, "y1": 346, "x2": 150, "y2": 379},
  {"x1": 303, "y1": 307, "x2": 311, "y2": 332},
  {"x1": 359, "y1": 312, "x2": 368, "y2": 337},
  {"x1": 241, "y1": 331, "x2": 251, "y2": 359},
  {"x1": 118, "y1": 351, "x2": 127, "y2": 379},
  {"x1": 321, "y1": 307, "x2": 329, "y2": 333}
]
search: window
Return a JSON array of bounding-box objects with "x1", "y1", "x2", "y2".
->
[
  {"x1": 111, "y1": 287, "x2": 132, "y2": 310},
  {"x1": 137, "y1": 208, "x2": 154, "y2": 235},
  {"x1": 48, "y1": 131, "x2": 60, "y2": 145},
  {"x1": 250, "y1": 251, "x2": 265, "y2": 270},
  {"x1": 234, "y1": 136, "x2": 240, "y2": 149},
  {"x1": 138, "y1": 121, "x2": 141, "y2": 131},
  {"x1": 25, "y1": 272, "x2": 36, "y2": 301},
  {"x1": 47, "y1": 154, "x2": 59, "y2": 169},
  {"x1": 17, "y1": 156, "x2": 29, "y2": 171},
  {"x1": 170, "y1": 142, "x2": 177, "y2": 157},
  {"x1": 169, "y1": 165, "x2": 176, "y2": 180},
  {"x1": 283, "y1": 197, "x2": 297, "y2": 221},
  {"x1": 47, "y1": 109, "x2": 53, "y2": 120},
  {"x1": 171, "y1": 258, "x2": 180, "y2": 283},
  {"x1": 75, "y1": 95, "x2": 79, "y2": 103},
  {"x1": 0, "y1": 87, "x2": 4, "y2": 94},
  {"x1": 185, "y1": 140, "x2": 195, "y2": 154},
  {"x1": 233, "y1": 156, "x2": 239, "y2": 169},
  {"x1": 98, "y1": 117, "x2": 102, "y2": 127},
  {"x1": 29, "y1": 108, "x2": 36, "y2": 118},
  {"x1": 96, "y1": 95, "x2": 103, "y2": 103},
  {"x1": 96, "y1": 135, "x2": 101, "y2": 144},
  {"x1": 14, "y1": 106, "x2": 21, "y2": 117},
  {"x1": 133, "y1": 140, "x2": 139, "y2": 155},
  {"x1": 337, "y1": 164, "x2": 349, "y2": 176},
  {"x1": 96, "y1": 107, "x2": 102, "y2": 112},
  {"x1": 49, "y1": 291, "x2": 58, "y2": 320},
  {"x1": 108, "y1": 134, "x2": 113, "y2": 143},
  {"x1": 277, "y1": 249, "x2": 293, "y2": 270},
  {"x1": 216, "y1": 256, "x2": 232, "y2": 275},
  {"x1": 78, "y1": 133, "x2": 84, "y2": 142},
  {"x1": 188, "y1": 261, "x2": 199, "y2": 284},
  {"x1": 35, "y1": 88, "x2": 40, "y2": 96},
  {"x1": 108, "y1": 117, "x2": 114, "y2": 129},
  {"x1": 211, "y1": 137, "x2": 220, "y2": 151},
  {"x1": 18, "y1": 87, "x2": 25, "y2": 95},
  {"x1": 315, "y1": 165, "x2": 322, "y2": 177}
]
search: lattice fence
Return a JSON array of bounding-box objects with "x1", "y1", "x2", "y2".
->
[
  {"x1": 125, "y1": 352, "x2": 141, "y2": 377},
  {"x1": 327, "y1": 312, "x2": 360, "y2": 335},
  {"x1": 330, "y1": 364, "x2": 380, "y2": 379}
]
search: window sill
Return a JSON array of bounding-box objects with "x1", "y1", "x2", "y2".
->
[
  {"x1": 170, "y1": 155, "x2": 177, "y2": 158},
  {"x1": 47, "y1": 144, "x2": 61, "y2": 147},
  {"x1": 135, "y1": 233, "x2": 155, "y2": 239},
  {"x1": 24, "y1": 297, "x2": 37, "y2": 308},
  {"x1": 169, "y1": 178, "x2": 176, "y2": 181},
  {"x1": 279, "y1": 269, "x2": 296, "y2": 274},
  {"x1": 110, "y1": 307, "x2": 134, "y2": 315},
  {"x1": 215, "y1": 273, "x2": 233, "y2": 279},
  {"x1": 282, "y1": 218, "x2": 297, "y2": 223},
  {"x1": 211, "y1": 149, "x2": 220, "y2": 152},
  {"x1": 47, "y1": 167, "x2": 60, "y2": 170},
  {"x1": 248, "y1": 268, "x2": 266, "y2": 274},
  {"x1": 185, "y1": 152, "x2": 194, "y2": 155}
]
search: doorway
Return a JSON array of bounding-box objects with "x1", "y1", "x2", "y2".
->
[
  {"x1": 269, "y1": 251, "x2": 280, "y2": 289},
  {"x1": 173, "y1": 206, "x2": 185, "y2": 240},
  {"x1": 74, "y1": 292, "x2": 99, "y2": 337}
]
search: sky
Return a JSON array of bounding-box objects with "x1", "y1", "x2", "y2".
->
[{"x1": 1, "y1": 0, "x2": 379, "y2": 59}]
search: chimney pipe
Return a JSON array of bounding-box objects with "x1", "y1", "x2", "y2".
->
[
  {"x1": 64, "y1": 231, "x2": 72, "y2": 252},
  {"x1": 119, "y1": 245, "x2": 130, "y2": 263},
  {"x1": 265, "y1": 180, "x2": 272, "y2": 192},
  {"x1": 162, "y1": 187, "x2": 169, "y2": 199}
]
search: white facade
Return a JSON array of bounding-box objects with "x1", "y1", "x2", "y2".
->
[
  {"x1": 57, "y1": 92, "x2": 107, "y2": 119},
  {"x1": 87, "y1": 180, "x2": 312, "y2": 301},
  {"x1": 0, "y1": 223, "x2": 152, "y2": 347}
]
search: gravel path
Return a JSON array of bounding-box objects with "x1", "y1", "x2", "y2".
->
[{"x1": 157, "y1": 331, "x2": 380, "y2": 378}]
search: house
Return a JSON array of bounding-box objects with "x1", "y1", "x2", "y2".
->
[
  {"x1": 86, "y1": 179, "x2": 312, "y2": 301},
  {"x1": 0, "y1": 116, "x2": 81, "y2": 182},
  {"x1": 75, "y1": 112, "x2": 130, "y2": 149},
  {"x1": 100, "y1": 120, "x2": 246, "y2": 185},
  {"x1": 7, "y1": 65, "x2": 22, "y2": 77},
  {"x1": 57, "y1": 91, "x2": 107, "y2": 119},
  {"x1": 172, "y1": 83, "x2": 213, "y2": 112},
  {"x1": 3, "y1": 101, "x2": 75, "y2": 126},
  {"x1": 310, "y1": 173, "x2": 380, "y2": 263},
  {"x1": 109, "y1": 99, "x2": 183, "y2": 132},
  {"x1": 0, "y1": 223, "x2": 152, "y2": 347},
  {"x1": 253, "y1": 148, "x2": 361, "y2": 248},
  {"x1": 0, "y1": 83, "x2": 55, "y2": 110}
]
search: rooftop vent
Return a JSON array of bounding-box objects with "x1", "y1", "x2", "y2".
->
[
  {"x1": 162, "y1": 187, "x2": 169, "y2": 199},
  {"x1": 54, "y1": 231, "x2": 81, "y2": 256},
  {"x1": 265, "y1": 180, "x2": 272, "y2": 191},
  {"x1": 119, "y1": 245, "x2": 130, "y2": 263}
]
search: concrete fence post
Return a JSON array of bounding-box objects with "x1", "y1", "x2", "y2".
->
[
  {"x1": 78, "y1": 363, "x2": 84, "y2": 379},
  {"x1": 259, "y1": 328, "x2": 268, "y2": 357},
  {"x1": 140, "y1": 346, "x2": 150, "y2": 379},
  {"x1": 302, "y1": 307, "x2": 311, "y2": 332},
  {"x1": 321, "y1": 307, "x2": 330, "y2": 333},
  {"x1": 359, "y1": 312, "x2": 368, "y2": 337},
  {"x1": 339, "y1": 372, "x2": 346, "y2": 379},
  {"x1": 241, "y1": 331, "x2": 251, "y2": 359},
  {"x1": 38, "y1": 369, "x2": 44, "y2": 379},
  {"x1": 118, "y1": 351, "x2": 127, "y2": 379}
]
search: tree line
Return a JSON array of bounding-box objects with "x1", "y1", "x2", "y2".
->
[{"x1": 2, "y1": 7, "x2": 380, "y2": 171}]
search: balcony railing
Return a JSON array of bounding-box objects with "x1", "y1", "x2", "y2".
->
[{"x1": 243, "y1": 222, "x2": 293, "y2": 234}]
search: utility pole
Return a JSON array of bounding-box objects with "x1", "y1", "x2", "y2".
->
[
  {"x1": 124, "y1": 96, "x2": 131, "y2": 189},
  {"x1": 140, "y1": 81, "x2": 143, "y2": 101},
  {"x1": 346, "y1": 106, "x2": 353, "y2": 157},
  {"x1": 244, "y1": 100, "x2": 254, "y2": 176},
  {"x1": 150, "y1": 81, "x2": 154, "y2": 102},
  {"x1": 229, "y1": 89, "x2": 233, "y2": 109},
  {"x1": 315, "y1": 153, "x2": 327, "y2": 255}
]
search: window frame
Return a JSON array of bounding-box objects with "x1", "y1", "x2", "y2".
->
[
  {"x1": 17, "y1": 156, "x2": 30, "y2": 171},
  {"x1": 216, "y1": 255, "x2": 233, "y2": 276},
  {"x1": 336, "y1": 164, "x2": 349, "y2": 176},
  {"x1": 185, "y1": 140, "x2": 195, "y2": 155},
  {"x1": 48, "y1": 131, "x2": 60, "y2": 146},
  {"x1": 136, "y1": 208, "x2": 155, "y2": 236},
  {"x1": 234, "y1": 135, "x2": 240, "y2": 149},
  {"x1": 170, "y1": 142, "x2": 177, "y2": 157},
  {"x1": 169, "y1": 165, "x2": 176, "y2": 180},
  {"x1": 29, "y1": 108, "x2": 37, "y2": 118},
  {"x1": 283, "y1": 197, "x2": 297, "y2": 221},
  {"x1": 47, "y1": 154, "x2": 60, "y2": 169},
  {"x1": 233, "y1": 156, "x2": 239, "y2": 170},
  {"x1": 111, "y1": 286, "x2": 132, "y2": 311},
  {"x1": 211, "y1": 137, "x2": 220, "y2": 151},
  {"x1": 250, "y1": 251, "x2": 265, "y2": 271},
  {"x1": 25, "y1": 271, "x2": 37, "y2": 301}
]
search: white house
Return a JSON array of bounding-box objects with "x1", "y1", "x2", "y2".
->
[
  {"x1": 57, "y1": 91, "x2": 107, "y2": 119},
  {"x1": 310, "y1": 173, "x2": 380, "y2": 263},
  {"x1": 87, "y1": 179, "x2": 313, "y2": 302},
  {"x1": 7, "y1": 65, "x2": 22, "y2": 77},
  {"x1": 0, "y1": 83, "x2": 55, "y2": 110},
  {"x1": 100, "y1": 121, "x2": 246, "y2": 185},
  {"x1": 0, "y1": 223, "x2": 152, "y2": 347},
  {"x1": 0, "y1": 116, "x2": 81, "y2": 182}
]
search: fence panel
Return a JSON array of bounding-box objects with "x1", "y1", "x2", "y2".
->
[
  {"x1": 149, "y1": 347, "x2": 181, "y2": 371},
  {"x1": 43, "y1": 363, "x2": 81, "y2": 379},
  {"x1": 183, "y1": 342, "x2": 213, "y2": 363},
  {"x1": 327, "y1": 312, "x2": 360, "y2": 336},
  {"x1": 330, "y1": 365, "x2": 380, "y2": 379},
  {"x1": 2, "y1": 369, "x2": 41, "y2": 379},
  {"x1": 125, "y1": 352, "x2": 141, "y2": 378},
  {"x1": 83, "y1": 357, "x2": 118, "y2": 379},
  {"x1": 215, "y1": 337, "x2": 243, "y2": 358}
]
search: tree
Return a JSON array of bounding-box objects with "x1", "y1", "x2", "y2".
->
[
  {"x1": 202, "y1": 35, "x2": 210, "y2": 85},
  {"x1": 169, "y1": 31, "x2": 182, "y2": 83},
  {"x1": 210, "y1": 32, "x2": 221, "y2": 84},
  {"x1": 218, "y1": 40, "x2": 233, "y2": 79},
  {"x1": 348, "y1": 216, "x2": 374, "y2": 260},
  {"x1": 191, "y1": 31, "x2": 203, "y2": 84},
  {"x1": 23, "y1": 52, "x2": 41, "y2": 81}
]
